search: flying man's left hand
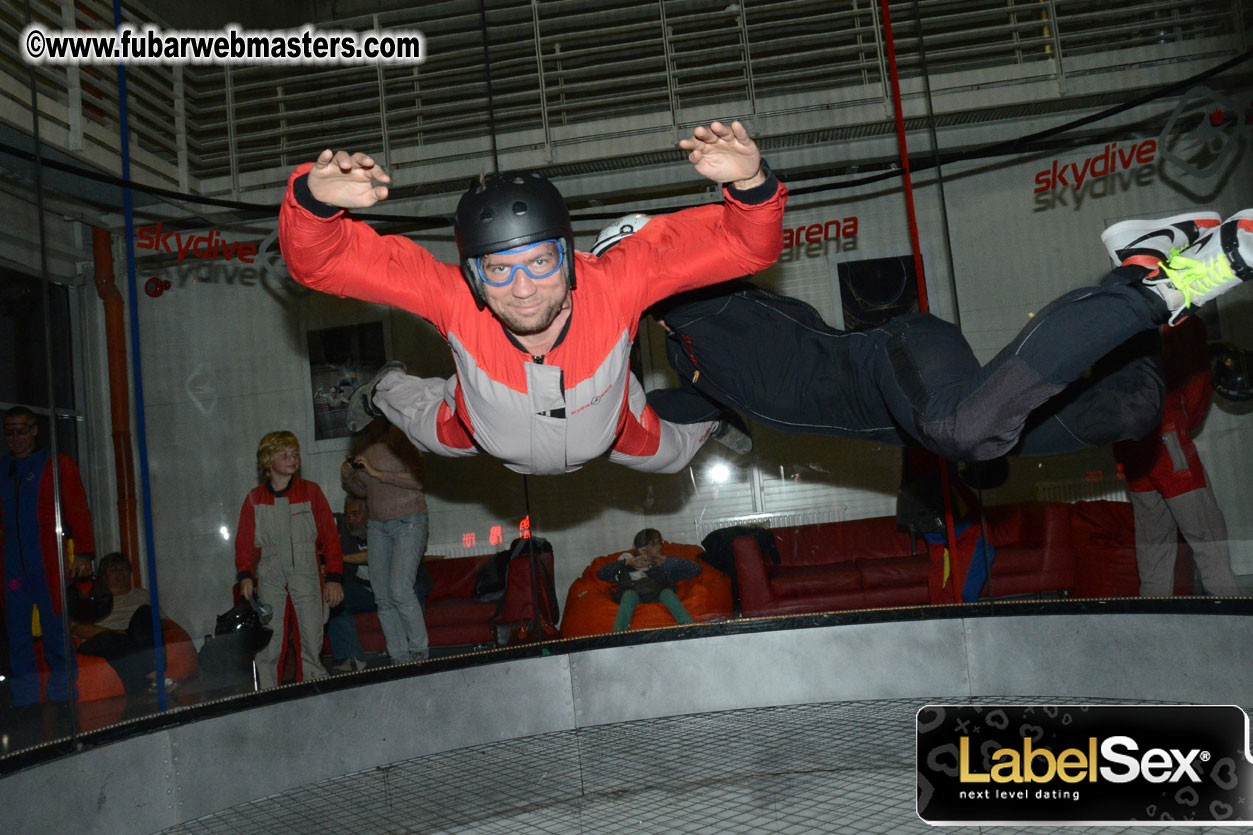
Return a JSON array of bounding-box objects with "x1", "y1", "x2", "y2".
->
[{"x1": 680, "y1": 121, "x2": 765, "y2": 190}]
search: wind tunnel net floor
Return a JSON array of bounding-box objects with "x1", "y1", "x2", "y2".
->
[{"x1": 166, "y1": 696, "x2": 1246, "y2": 835}]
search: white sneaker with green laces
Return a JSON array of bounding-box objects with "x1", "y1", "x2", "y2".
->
[
  {"x1": 1150, "y1": 210, "x2": 1253, "y2": 324},
  {"x1": 1100, "y1": 211, "x2": 1220, "y2": 271}
]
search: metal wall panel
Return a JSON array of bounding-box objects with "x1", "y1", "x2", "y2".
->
[
  {"x1": 4, "y1": 730, "x2": 178, "y2": 835},
  {"x1": 568, "y1": 620, "x2": 972, "y2": 727},
  {"x1": 167, "y1": 655, "x2": 577, "y2": 822},
  {"x1": 5, "y1": 614, "x2": 1253, "y2": 832},
  {"x1": 963, "y1": 613, "x2": 1253, "y2": 704}
]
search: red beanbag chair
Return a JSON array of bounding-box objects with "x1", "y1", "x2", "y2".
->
[
  {"x1": 560, "y1": 542, "x2": 733, "y2": 638},
  {"x1": 36, "y1": 619, "x2": 200, "y2": 702}
]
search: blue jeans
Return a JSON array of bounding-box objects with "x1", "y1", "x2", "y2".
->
[
  {"x1": 368, "y1": 512, "x2": 429, "y2": 661},
  {"x1": 326, "y1": 580, "x2": 378, "y2": 663}
]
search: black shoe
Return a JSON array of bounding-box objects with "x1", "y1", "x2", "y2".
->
[
  {"x1": 712, "y1": 412, "x2": 752, "y2": 454},
  {"x1": 347, "y1": 361, "x2": 406, "y2": 432}
]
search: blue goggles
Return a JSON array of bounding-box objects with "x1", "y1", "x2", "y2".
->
[{"x1": 476, "y1": 239, "x2": 565, "y2": 287}]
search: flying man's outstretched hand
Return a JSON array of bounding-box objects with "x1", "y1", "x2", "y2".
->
[
  {"x1": 307, "y1": 149, "x2": 392, "y2": 208},
  {"x1": 679, "y1": 121, "x2": 765, "y2": 191}
]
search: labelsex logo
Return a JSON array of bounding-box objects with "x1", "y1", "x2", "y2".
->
[{"x1": 960, "y1": 735, "x2": 1206, "y2": 785}]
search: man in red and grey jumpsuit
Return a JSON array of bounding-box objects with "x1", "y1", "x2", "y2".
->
[
  {"x1": 1112, "y1": 316, "x2": 1241, "y2": 597},
  {"x1": 278, "y1": 121, "x2": 785, "y2": 476}
]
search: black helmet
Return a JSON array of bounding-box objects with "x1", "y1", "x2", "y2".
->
[
  {"x1": 214, "y1": 600, "x2": 273, "y2": 655},
  {"x1": 1212, "y1": 342, "x2": 1253, "y2": 401},
  {"x1": 454, "y1": 171, "x2": 575, "y2": 309}
]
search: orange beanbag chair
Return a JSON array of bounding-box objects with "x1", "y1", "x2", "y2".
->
[
  {"x1": 560, "y1": 542, "x2": 733, "y2": 638},
  {"x1": 36, "y1": 620, "x2": 200, "y2": 702}
]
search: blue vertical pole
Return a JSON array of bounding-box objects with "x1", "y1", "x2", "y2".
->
[{"x1": 112, "y1": 0, "x2": 167, "y2": 710}]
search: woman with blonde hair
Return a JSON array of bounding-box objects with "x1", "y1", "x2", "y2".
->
[{"x1": 235, "y1": 431, "x2": 343, "y2": 688}]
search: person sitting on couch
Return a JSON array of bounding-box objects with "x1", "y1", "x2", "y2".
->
[
  {"x1": 596, "y1": 528, "x2": 701, "y2": 633},
  {"x1": 71, "y1": 552, "x2": 170, "y2": 695}
]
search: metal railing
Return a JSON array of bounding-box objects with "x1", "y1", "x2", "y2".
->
[{"x1": 0, "y1": 0, "x2": 1247, "y2": 198}]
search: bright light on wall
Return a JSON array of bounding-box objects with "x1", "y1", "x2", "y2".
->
[
  {"x1": 220, "y1": 525, "x2": 230, "y2": 541},
  {"x1": 708, "y1": 462, "x2": 730, "y2": 484}
]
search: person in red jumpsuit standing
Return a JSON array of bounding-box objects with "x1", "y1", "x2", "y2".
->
[
  {"x1": 1113, "y1": 316, "x2": 1242, "y2": 597},
  {"x1": 2, "y1": 406, "x2": 95, "y2": 710}
]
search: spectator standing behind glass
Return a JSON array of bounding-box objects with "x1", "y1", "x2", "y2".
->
[
  {"x1": 1112, "y1": 317, "x2": 1242, "y2": 597},
  {"x1": 326, "y1": 494, "x2": 433, "y2": 672},
  {"x1": 341, "y1": 419, "x2": 430, "y2": 663},
  {"x1": 235, "y1": 431, "x2": 343, "y2": 689},
  {"x1": 2, "y1": 405, "x2": 95, "y2": 710},
  {"x1": 596, "y1": 528, "x2": 700, "y2": 633}
]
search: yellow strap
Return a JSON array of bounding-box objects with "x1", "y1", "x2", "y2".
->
[{"x1": 32, "y1": 538, "x2": 77, "y2": 637}]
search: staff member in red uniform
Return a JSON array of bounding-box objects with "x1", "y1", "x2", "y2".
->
[
  {"x1": 2, "y1": 406, "x2": 95, "y2": 708},
  {"x1": 1113, "y1": 317, "x2": 1241, "y2": 597}
]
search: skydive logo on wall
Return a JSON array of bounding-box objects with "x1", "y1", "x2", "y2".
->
[
  {"x1": 1032, "y1": 141, "x2": 1159, "y2": 212},
  {"x1": 134, "y1": 224, "x2": 312, "y2": 298},
  {"x1": 917, "y1": 705, "x2": 1253, "y2": 825},
  {"x1": 1033, "y1": 140, "x2": 1157, "y2": 194},
  {"x1": 136, "y1": 222, "x2": 259, "y2": 263}
]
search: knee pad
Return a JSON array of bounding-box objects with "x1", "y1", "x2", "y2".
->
[
  {"x1": 886, "y1": 318, "x2": 1052, "y2": 461},
  {"x1": 913, "y1": 414, "x2": 1022, "y2": 462}
]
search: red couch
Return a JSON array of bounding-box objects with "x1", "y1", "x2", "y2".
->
[
  {"x1": 330, "y1": 549, "x2": 559, "y2": 652},
  {"x1": 731, "y1": 501, "x2": 1192, "y2": 618}
]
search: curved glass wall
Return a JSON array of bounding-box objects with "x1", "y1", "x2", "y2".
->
[{"x1": 1, "y1": 0, "x2": 1251, "y2": 765}]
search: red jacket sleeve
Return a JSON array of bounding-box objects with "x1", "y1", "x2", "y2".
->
[
  {"x1": 234, "y1": 490, "x2": 260, "y2": 581},
  {"x1": 55, "y1": 454, "x2": 95, "y2": 558},
  {"x1": 278, "y1": 164, "x2": 463, "y2": 333},
  {"x1": 596, "y1": 180, "x2": 788, "y2": 315},
  {"x1": 309, "y1": 483, "x2": 344, "y2": 580}
]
